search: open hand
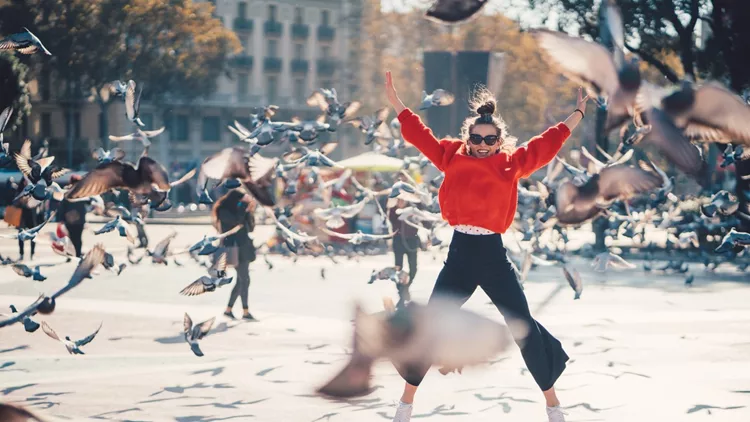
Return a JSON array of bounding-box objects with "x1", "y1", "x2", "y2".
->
[
  {"x1": 576, "y1": 87, "x2": 590, "y2": 111},
  {"x1": 385, "y1": 71, "x2": 406, "y2": 114}
]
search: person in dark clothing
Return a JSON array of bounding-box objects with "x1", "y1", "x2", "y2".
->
[
  {"x1": 388, "y1": 199, "x2": 420, "y2": 286},
  {"x1": 213, "y1": 189, "x2": 258, "y2": 321},
  {"x1": 57, "y1": 174, "x2": 86, "y2": 257},
  {"x1": 14, "y1": 180, "x2": 40, "y2": 261}
]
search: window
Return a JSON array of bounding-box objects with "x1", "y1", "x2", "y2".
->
[
  {"x1": 321, "y1": 10, "x2": 330, "y2": 26},
  {"x1": 267, "y1": 38, "x2": 278, "y2": 57},
  {"x1": 238, "y1": 1, "x2": 247, "y2": 19},
  {"x1": 267, "y1": 76, "x2": 278, "y2": 103},
  {"x1": 40, "y1": 70, "x2": 51, "y2": 101},
  {"x1": 294, "y1": 78, "x2": 306, "y2": 103},
  {"x1": 202, "y1": 116, "x2": 220, "y2": 142},
  {"x1": 69, "y1": 112, "x2": 81, "y2": 140},
  {"x1": 294, "y1": 7, "x2": 303, "y2": 24},
  {"x1": 294, "y1": 43, "x2": 304, "y2": 60},
  {"x1": 321, "y1": 45, "x2": 331, "y2": 58},
  {"x1": 41, "y1": 113, "x2": 51, "y2": 138},
  {"x1": 238, "y1": 73, "x2": 249, "y2": 99},
  {"x1": 268, "y1": 4, "x2": 277, "y2": 20},
  {"x1": 173, "y1": 114, "x2": 189, "y2": 141}
]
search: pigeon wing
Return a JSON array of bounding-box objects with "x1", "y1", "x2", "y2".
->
[
  {"x1": 180, "y1": 277, "x2": 209, "y2": 296},
  {"x1": 66, "y1": 161, "x2": 129, "y2": 200},
  {"x1": 195, "y1": 317, "x2": 215, "y2": 340},
  {"x1": 533, "y1": 29, "x2": 619, "y2": 97},
  {"x1": 596, "y1": 165, "x2": 664, "y2": 203},
  {"x1": 51, "y1": 244, "x2": 106, "y2": 300},
  {"x1": 41, "y1": 321, "x2": 61, "y2": 341},
  {"x1": 683, "y1": 83, "x2": 750, "y2": 144},
  {"x1": 75, "y1": 322, "x2": 102, "y2": 347}
]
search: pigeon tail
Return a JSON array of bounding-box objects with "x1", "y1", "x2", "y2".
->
[{"x1": 190, "y1": 342, "x2": 205, "y2": 357}]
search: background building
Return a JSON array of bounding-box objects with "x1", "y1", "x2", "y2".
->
[{"x1": 23, "y1": 0, "x2": 364, "y2": 169}]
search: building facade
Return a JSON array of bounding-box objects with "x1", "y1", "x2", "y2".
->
[{"x1": 22, "y1": 0, "x2": 364, "y2": 170}]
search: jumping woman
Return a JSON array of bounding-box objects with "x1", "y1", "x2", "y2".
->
[{"x1": 384, "y1": 70, "x2": 588, "y2": 422}]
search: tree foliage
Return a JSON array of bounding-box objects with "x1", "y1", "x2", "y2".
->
[
  {"x1": 0, "y1": 53, "x2": 31, "y2": 131},
  {"x1": 0, "y1": 0, "x2": 240, "y2": 103}
]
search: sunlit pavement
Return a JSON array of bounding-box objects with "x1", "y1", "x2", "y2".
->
[{"x1": 0, "y1": 222, "x2": 749, "y2": 421}]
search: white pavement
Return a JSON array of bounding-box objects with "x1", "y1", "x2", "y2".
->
[{"x1": 0, "y1": 223, "x2": 749, "y2": 421}]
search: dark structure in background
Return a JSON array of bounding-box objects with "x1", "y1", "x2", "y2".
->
[{"x1": 423, "y1": 51, "x2": 506, "y2": 139}]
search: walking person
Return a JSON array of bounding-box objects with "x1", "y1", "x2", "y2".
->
[
  {"x1": 213, "y1": 189, "x2": 258, "y2": 321},
  {"x1": 388, "y1": 198, "x2": 420, "y2": 304},
  {"x1": 57, "y1": 174, "x2": 87, "y2": 257},
  {"x1": 13, "y1": 180, "x2": 41, "y2": 261},
  {"x1": 384, "y1": 70, "x2": 589, "y2": 422}
]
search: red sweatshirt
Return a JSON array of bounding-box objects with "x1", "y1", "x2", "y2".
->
[{"x1": 398, "y1": 109, "x2": 571, "y2": 234}]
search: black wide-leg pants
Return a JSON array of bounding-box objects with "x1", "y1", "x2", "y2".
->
[{"x1": 397, "y1": 230, "x2": 569, "y2": 391}]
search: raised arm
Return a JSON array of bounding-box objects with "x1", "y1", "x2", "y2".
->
[
  {"x1": 386, "y1": 71, "x2": 446, "y2": 170},
  {"x1": 514, "y1": 87, "x2": 589, "y2": 178},
  {"x1": 512, "y1": 123, "x2": 571, "y2": 179}
]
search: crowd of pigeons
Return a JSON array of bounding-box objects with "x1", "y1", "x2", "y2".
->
[{"x1": 0, "y1": 0, "x2": 750, "y2": 417}]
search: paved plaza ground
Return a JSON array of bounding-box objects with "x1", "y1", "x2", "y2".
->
[{"x1": 0, "y1": 222, "x2": 748, "y2": 421}]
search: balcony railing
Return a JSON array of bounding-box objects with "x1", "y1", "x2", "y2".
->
[
  {"x1": 264, "y1": 57, "x2": 283, "y2": 72},
  {"x1": 291, "y1": 23, "x2": 309, "y2": 40},
  {"x1": 233, "y1": 18, "x2": 253, "y2": 31},
  {"x1": 264, "y1": 20, "x2": 283, "y2": 37},
  {"x1": 230, "y1": 55, "x2": 254, "y2": 68},
  {"x1": 291, "y1": 59, "x2": 309, "y2": 73},
  {"x1": 317, "y1": 26, "x2": 335, "y2": 41},
  {"x1": 316, "y1": 59, "x2": 336, "y2": 75}
]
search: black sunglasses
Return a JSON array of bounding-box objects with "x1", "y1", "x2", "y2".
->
[{"x1": 468, "y1": 134, "x2": 500, "y2": 146}]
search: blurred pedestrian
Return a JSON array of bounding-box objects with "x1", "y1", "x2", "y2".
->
[
  {"x1": 57, "y1": 174, "x2": 87, "y2": 257},
  {"x1": 388, "y1": 198, "x2": 419, "y2": 286},
  {"x1": 14, "y1": 180, "x2": 41, "y2": 261},
  {"x1": 212, "y1": 189, "x2": 258, "y2": 321}
]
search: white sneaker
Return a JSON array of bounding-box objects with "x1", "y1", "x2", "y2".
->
[
  {"x1": 546, "y1": 406, "x2": 567, "y2": 422},
  {"x1": 393, "y1": 401, "x2": 413, "y2": 422}
]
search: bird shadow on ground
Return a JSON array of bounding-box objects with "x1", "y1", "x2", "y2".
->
[
  {"x1": 376, "y1": 404, "x2": 469, "y2": 419},
  {"x1": 174, "y1": 415, "x2": 255, "y2": 422},
  {"x1": 191, "y1": 367, "x2": 224, "y2": 377},
  {"x1": 0, "y1": 345, "x2": 29, "y2": 354},
  {"x1": 1, "y1": 383, "x2": 37, "y2": 395},
  {"x1": 137, "y1": 395, "x2": 216, "y2": 405},
  {"x1": 154, "y1": 322, "x2": 232, "y2": 344},
  {"x1": 564, "y1": 402, "x2": 622, "y2": 413},
  {"x1": 149, "y1": 382, "x2": 235, "y2": 397},
  {"x1": 687, "y1": 404, "x2": 746, "y2": 414},
  {"x1": 256, "y1": 366, "x2": 281, "y2": 376},
  {"x1": 89, "y1": 407, "x2": 142, "y2": 420},
  {"x1": 180, "y1": 398, "x2": 269, "y2": 409}
]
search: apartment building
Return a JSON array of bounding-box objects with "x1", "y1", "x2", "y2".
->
[{"x1": 22, "y1": 0, "x2": 364, "y2": 169}]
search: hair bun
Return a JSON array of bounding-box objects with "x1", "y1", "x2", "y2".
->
[{"x1": 476, "y1": 100, "x2": 496, "y2": 116}]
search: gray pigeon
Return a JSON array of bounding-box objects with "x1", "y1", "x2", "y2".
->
[
  {"x1": 42, "y1": 321, "x2": 102, "y2": 355},
  {"x1": 11, "y1": 264, "x2": 46, "y2": 282},
  {"x1": 4, "y1": 304, "x2": 39, "y2": 332},
  {"x1": 418, "y1": 89, "x2": 455, "y2": 110},
  {"x1": 124, "y1": 80, "x2": 145, "y2": 127},
  {"x1": 184, "y1": 313, "x2": 215, "y2": 357}
]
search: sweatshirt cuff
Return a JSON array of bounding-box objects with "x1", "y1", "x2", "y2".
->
[{"x1": 556, "y1": 122, "x2": 572, "y2": 138}]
